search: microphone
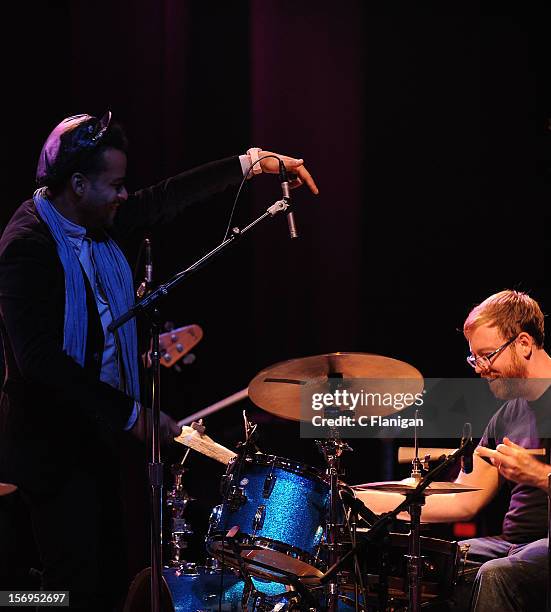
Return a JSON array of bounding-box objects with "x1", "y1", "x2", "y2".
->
[
  {"x1": 145, "y1": 238, "x2": 153, "y2": 284},
  {"x1": 278, "y1": 159, "x2": 298, "y2": 239},
  {"x1": 136, "y1": 238, "x2": 153, "y2": 299},
  {"x1": 460, "y1": 422, "x2": 474, "y2": 474}
]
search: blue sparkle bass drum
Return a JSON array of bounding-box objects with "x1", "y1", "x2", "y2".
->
[
  {"x1": 206, "y1": 453, "x2": 330, "y2": 584},
  {"x1": 122, "y1": 565, "x2": 294, "y2": 612}
]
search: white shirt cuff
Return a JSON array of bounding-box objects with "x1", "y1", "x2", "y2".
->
[{"x1": 239, "y1": 154, "x2": 251, "y2": 177}]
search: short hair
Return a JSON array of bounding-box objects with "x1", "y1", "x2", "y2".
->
[
  {"x1": 46, "y1": 122, "x2": 128, "y2": 194},
  {"x1": 463, "y1": 290, "x2": 545, "y2": 347}
]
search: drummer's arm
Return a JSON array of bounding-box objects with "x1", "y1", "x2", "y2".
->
[
  {"x1": 355, "y1": 452, "x2": 500, "y2": 523},
  {"x1": 418, "y1": 453, "x2": 499, "y2": 522}
]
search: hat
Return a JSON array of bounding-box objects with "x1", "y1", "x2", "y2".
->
[{"x1": 36, "y1": 111, "x2": 112, "y2": 187}]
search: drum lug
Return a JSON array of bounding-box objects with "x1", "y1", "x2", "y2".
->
[
  {"x1": 252, "y1": 504, "x2": 266, "y2": 532},
  {"x1": 262, "y1": 473, "x2": 277, "y2": 498},
  {"x1": 208, "y1": 504, "x2": 222, "y2": 530},
  {"x1": 205, "y1": 556, "x2": 221, "y2": 572},
  {"x1": 227, "y1": 485, "x2": 247, "y2": 511}
]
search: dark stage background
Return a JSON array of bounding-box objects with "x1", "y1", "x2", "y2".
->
[{"x1": 2, "y1": 0, "x2": 551, "y2": 591}]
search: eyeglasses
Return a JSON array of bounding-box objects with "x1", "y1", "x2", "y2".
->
[{"x1": 466, "y1": 336, "x2": 517, "y2": 370}]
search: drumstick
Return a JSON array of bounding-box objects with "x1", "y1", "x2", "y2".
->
[
  {"x1": 174, "y1": 425, "x2": 237, "y2": 465},
  {"x1": 398, "y1": 447, "x2": 457, "y2": 463},
  {"x1": 398, "y1": 446, "x2": 546, "y2": 463},
  {"x1": 177, "y1": 388, "x2": 248, "y2": 427}
]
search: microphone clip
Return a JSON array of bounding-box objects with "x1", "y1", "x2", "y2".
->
[{"x1": 267, "y1": 198, "x2": 291, "y2": 216}]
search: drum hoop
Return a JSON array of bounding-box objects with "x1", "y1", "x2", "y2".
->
[
  {"x1": 389, "y1": 532, "x2": 459, "y2": 553},
  {"x1": 227, "y1": 453, "x2": 328, "y2": 486},
  {"x1": 206, "y1": 532, "x2": 327, "y2": 574}
]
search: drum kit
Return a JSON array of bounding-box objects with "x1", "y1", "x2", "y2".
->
[{"x1": 127, "y1": 352, "x2": 478, "y2": 612}]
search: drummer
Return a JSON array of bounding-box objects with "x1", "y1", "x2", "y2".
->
[{"x1": 356, "y1": 290, "x2": 550, "y2": 611}]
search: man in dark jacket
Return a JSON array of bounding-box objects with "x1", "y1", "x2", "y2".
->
[{"x1": 0, "y1": 111, "x2": 318, "y2": 610}]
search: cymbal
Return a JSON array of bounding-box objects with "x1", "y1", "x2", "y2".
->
[
  {"x1": 248, "y1": 352, "x2": 423, "y2": 421},
  {"x1": 353, "y1": 478, "x2": 480, "y2": 495},
  {"x1": 0, "y1": 483, "x2": 17, "y2": 496}
]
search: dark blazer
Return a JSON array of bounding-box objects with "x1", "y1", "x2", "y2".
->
[{"x1": 0, "y1": 156, "x2": 243, "y2": 491}]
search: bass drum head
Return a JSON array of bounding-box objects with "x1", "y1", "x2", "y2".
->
[{"x1": 162, "y1": 567, "x2": 288, "y2": 612}]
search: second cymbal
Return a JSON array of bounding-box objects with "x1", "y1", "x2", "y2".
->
[{"x1": 353, "y1": 478, "x2": 480, "y2": 495}]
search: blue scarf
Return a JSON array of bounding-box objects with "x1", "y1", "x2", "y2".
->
[{"x1": 33, "y1": 188, "x2": 140, "y2": 403}]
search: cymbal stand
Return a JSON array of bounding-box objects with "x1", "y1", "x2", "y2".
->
[
  {"x1": 406, "y1": 410, "x2": 430, "y2": 610},
  {"x1": 406, "y1": 495, "x2": 424, "y2": 612},
  {"x1": 166, "y1": 452, "x2": 196, "y2": 572},
  {"x1": 340, "y1": 490, "x2": 382, "y2": 610},
  {"x1": 340, "y1": 489, "x2": 370, "y2": 612},
  {"x1": 316, "y1": 437, "x2": 351, "y2": 612},
  {"x1": 223, "y1": 411, "x2": 259, "y2": 508},
  {"x1": 220, "y1": 412, "x2": 272, "y2": 611},
  {"x1": 349, "y1": 508, "x2": 360, "y2": 611}
]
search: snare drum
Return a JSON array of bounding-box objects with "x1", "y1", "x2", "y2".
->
[
  {"x1": 206, "y1": 453, "x2": 330, "y2": 583},
  {"x1": 359, "y1": 532, "x2": 462, "y2": 604}
]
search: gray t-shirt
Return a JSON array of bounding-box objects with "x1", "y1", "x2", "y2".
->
[{"x1": 480, "y1": 389, "x2": 551, "y2": 543}]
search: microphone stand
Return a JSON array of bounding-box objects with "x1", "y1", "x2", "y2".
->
[
  {"x1": 320, "y1": 439, "x2": 475, "y2": 612},
  {"x1": 135, "y1": 237, "x2": 166, "y2": 612},
  {"x1": 109, "y1": 197, "x2": 293, "y2": 332},
  {"x1": 109, "y1": 196, "x2": 297, "y2": 612}
]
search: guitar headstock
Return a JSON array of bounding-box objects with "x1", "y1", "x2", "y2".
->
[{"x1": 159, "y1": 324, "x2": 203, "y2": 368}]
